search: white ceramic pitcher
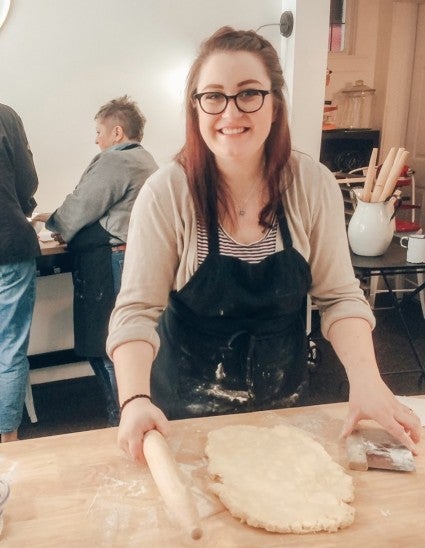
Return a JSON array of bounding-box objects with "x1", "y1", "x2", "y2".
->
[{"x1": 347, "y1": 192, "x2": 395, "y2": 256}]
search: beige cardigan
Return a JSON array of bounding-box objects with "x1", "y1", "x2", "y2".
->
[{"x1": 107, "y1": 150, "x2": 375, "y2": 358}]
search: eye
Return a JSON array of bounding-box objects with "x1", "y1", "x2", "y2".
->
[
  {"x1": 203, "y1": 92, "x2": 224, "y2": 102},
  {"x1": 238, "y1": 89, "x2": 262, "y2": 101}
]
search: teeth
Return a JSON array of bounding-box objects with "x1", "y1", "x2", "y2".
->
[{"x1": 221, "y1": 127, "x2": 245, "y2": 135}]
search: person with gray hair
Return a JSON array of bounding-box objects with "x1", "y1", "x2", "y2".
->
[{"x1": 34, "y1": 96, "x2": 158, "y2": 425}]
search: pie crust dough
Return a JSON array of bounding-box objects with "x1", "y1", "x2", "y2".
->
[{"x1": 206, "y1": 424, "x2": 354, "y2": 534}]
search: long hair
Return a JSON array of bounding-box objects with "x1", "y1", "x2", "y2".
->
[{"x1": 175, "y1": 26, "x2": 292, "y2": 231}]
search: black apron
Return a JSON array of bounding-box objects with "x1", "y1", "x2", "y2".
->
[
  {"x1": 151, "y1": 204, "x2": 312, "y2": 420},
  {"x1": 67, "y1": 143, "x2": 141, "y2": 357},
  {"x1": 68, "y1": 222, "x2": 115, "y2": 358}
]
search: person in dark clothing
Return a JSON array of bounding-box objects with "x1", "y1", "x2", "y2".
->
[
  {"x1": 0, "y1": 103, "x2": 40, "y2": 442},
  {"x1": 34, "y1": 96, "x2": 158, "y2": 425}
]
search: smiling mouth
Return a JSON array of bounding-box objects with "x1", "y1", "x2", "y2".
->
[{"x1": 220, "y1": 127, "x2": 247, "y2": 135}]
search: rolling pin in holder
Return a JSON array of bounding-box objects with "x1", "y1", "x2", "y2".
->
[{"x1": 143, "y1": 429, "x2": 203, "y2": 540}]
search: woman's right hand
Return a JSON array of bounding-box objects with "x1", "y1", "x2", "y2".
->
[{"x1": 117, "y1": 397, "x2": 169, "y2": 461}]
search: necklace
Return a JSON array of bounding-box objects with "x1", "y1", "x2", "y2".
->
[{"x1": 233, "y1": 179, "x2": 261, "y2": 216}]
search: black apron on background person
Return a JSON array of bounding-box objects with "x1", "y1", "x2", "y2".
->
[
  {"x1": 151, "y1": 203, "x2": 313, "y2": 420},
  {"x1": 66, "y1": 142, "x2": 141, "y2": 357},
  {"x1": 68, "y1": 221, "x2": 115, "y2": 358}
]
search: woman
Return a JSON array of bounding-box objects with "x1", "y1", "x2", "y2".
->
[{"x1": 107, "y1": 27, "x2": 421, "y2": 460}]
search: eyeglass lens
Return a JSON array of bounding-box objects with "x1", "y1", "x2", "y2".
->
[{"x1": 198, "y1": 90, "x2": 268, "y2": 114}]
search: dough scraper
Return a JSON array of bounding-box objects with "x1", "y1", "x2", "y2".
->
[{"x1": 346, "y1": 428, "x2": 415, "y2": 472}]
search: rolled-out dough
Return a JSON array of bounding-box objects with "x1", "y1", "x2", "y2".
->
[{"x1": 206, "y1": 424, "x2": 354, "y2": 534}]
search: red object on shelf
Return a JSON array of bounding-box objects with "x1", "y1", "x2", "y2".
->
[
  {"x1": 396, "y1": 176, "x2": 413, "y2": 188},
  {"x1": 395, "y1": 219, "x2": 421, "y2": 232}
]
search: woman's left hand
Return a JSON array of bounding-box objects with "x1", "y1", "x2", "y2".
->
[{"x1": 341, "y1": 374, "x2": 421, "y2": 455}]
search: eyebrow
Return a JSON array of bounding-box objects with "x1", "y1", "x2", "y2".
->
[{"x1": 199, "y1": 79, "x2": 264, "y2": 92}]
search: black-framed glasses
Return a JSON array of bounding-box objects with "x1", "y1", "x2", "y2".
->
[{"x1": 193, "y1": 89, "x2": 271, "y2": 115}]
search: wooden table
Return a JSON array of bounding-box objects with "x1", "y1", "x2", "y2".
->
[{"x1": 0, "y1": 402, "x2": 424, "y2": 546}]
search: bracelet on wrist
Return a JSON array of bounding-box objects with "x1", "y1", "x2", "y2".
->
[{"x1": 120, "y1": 394, "x2": 152, "y2": 414}]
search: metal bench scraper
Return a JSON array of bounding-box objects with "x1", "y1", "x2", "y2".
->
[{"x1": 346, "y1": 428, "x2": 415, "y2": 472}]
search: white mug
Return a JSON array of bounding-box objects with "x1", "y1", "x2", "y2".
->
[{"x1": 400, "y1": 234, "x2": 425, "y2": 263}]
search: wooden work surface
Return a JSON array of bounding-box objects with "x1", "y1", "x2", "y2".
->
[
  {"x1": 0, "y1": 401, "x2": 424, "y2": 546},
  {"x1": 39, "y1": 240, "x2": 68, "y2": 256}
]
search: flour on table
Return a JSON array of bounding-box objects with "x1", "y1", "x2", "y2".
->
[{"x1": 206, "y1": 424, "x2": 354, "y2": 534}]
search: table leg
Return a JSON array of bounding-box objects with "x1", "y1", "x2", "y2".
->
[{"x1": 380, "y1": 272, "x2": 425, "y2": 385}]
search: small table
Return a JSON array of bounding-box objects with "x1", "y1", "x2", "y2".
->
[{"x1": 351, "y1": 240, "x2": 425, "y2": 385}]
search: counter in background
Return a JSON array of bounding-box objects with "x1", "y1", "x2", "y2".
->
[
  {"x1": 28, "y1": 240, "x2": 74, "y2": 358},
  {"x1": 36, "y1": 240, "x2": 71, "y2": 276}
]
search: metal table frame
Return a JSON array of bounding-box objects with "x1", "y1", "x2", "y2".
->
[{"x1": 351, "y1": 239, "x2": 425, "y2": 387}]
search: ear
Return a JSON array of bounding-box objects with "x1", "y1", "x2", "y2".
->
[{"x1": 114, "y1": 125, "x2": 125, "y2": 143}]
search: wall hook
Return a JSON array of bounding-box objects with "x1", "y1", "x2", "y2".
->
[
  {"x1": 279, "y1": 11, "x2": 294, "y2": 38},
  {"x1": 256, "y1": 11, "x2": 294, "y2": 38}
]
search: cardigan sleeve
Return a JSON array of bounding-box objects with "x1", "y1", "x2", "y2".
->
[{"x1": 297, "y1": 156, "x2": 376, "y2": 338}]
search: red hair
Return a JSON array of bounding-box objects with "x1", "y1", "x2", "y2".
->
[{"x1": 175, "y1": 26, "x2": 292, "y2": 231}]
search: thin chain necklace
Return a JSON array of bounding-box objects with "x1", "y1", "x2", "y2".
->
[{"x1": 233, "y1": 179, "x2": 261, "y2": 216}]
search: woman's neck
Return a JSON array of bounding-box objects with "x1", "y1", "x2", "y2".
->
[
  {"x1": 216, "y1": 156, "x2": 265, "y2": 193},
  {"x1": 215, "y1": 155, "x2": 269, "y2": 240}
]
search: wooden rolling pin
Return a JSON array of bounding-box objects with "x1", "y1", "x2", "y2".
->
[
  {"x1": 370, "y1": 147, "x2": 397, "y2": 202},
  {"x1": 143, "y1": 429, "x2": 203, "y2": 540},
  {"x1": 361, "y1": 147, "x2": 378, "y2": 202}
]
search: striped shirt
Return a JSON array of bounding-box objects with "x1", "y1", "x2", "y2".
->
[{"x1": 197, "y1": 218, "x2": 279, "y2": 265}]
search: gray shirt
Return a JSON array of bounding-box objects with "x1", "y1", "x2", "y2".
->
[{"x1": 47, "y1": 143, "x2": 158, "y2": 244}]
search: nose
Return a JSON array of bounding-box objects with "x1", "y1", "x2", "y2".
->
[{"x1": 221, "y1": 97, "x2": 243, "y2": 117}]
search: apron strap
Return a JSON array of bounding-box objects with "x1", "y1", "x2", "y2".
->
[
  {"x1": 117, "y1": 143, "x2": 142, "y2": 151},
  {"x1": 276, "y1": 201, "x2": 293, "y2": 249},
  {"x1": 207, "y1": 220, "x2": 220, "y2": 255},
  {"x1": 206, "y1": 200, "x2": 293, "y2": 256}
]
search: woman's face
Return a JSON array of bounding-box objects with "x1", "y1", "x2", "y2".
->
[
  {"x1": 95, "y1": 118, "x2": 118, "y2": 151},
  {"x1": 195, "y1": 50, "x2": 273, "y2": 167}
]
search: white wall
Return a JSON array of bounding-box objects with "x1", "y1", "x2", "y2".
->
[
  {"x1": 0, "y1": 0, "x2": 282, "y2": 211},
  {"x1": 281, "y1": 0, "x2": 330, "y2": 160},
  {"x1": 3, "y1": 1, "x2": 301, "y2": 355}
]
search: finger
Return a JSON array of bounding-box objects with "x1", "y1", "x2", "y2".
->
[
  {"x1": 154, "y1": 412, "x2": 171, "y2": 438},
  {"x1": 340, "y1": 411, "x2": 359, "y2": 439},
  {"x1": 117, "y1": 434, "x2": 130, "y2": 456},
  {"x1": 395, "y1": 408, "x2": 422, "y2": 444},
  {"x1": 383, "y1": 420, "x2": 419, "y2": 455},
  {"x1": 128, "y1": 436, "x2": 145, "y2": 462}
]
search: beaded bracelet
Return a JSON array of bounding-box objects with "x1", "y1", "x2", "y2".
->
[{"x1": 120, "y1": 394, "x2": 152, "y2": 414}]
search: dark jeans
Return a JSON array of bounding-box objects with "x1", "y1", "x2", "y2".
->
[
  {"x1": 90, "y1": 249, "x2": 124, "y2": 426},
  {"x1": 89, "y1": 357, "x2": 119, "y2": 426}
]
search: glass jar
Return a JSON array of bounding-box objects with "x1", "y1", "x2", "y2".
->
[{"x1": 342, "y1": 80, "x2": 375, "y2": 129}]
